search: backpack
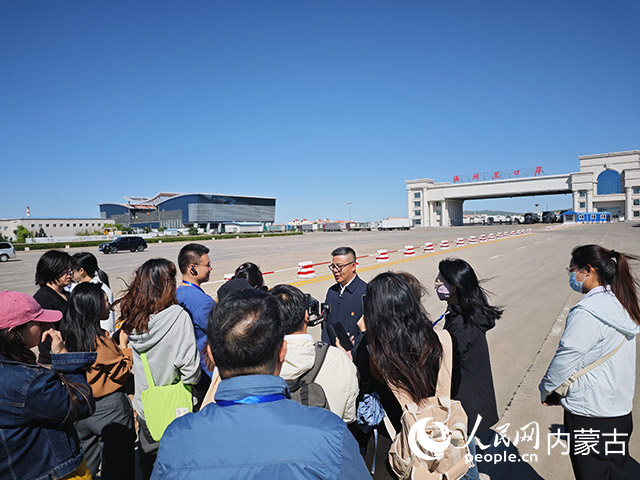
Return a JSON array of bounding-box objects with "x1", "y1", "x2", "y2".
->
[
  {"x1": 387, "y1": 330, "x2": 471, "y2": 480},
  {"x1": 286, "y1": 341, "x2": 330, "y2": 409}
]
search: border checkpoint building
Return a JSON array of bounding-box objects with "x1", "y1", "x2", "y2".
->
[
  {"x1": 406, "y1": 150, "x2": 640, "y2": 227},
  {"x1": 99, "y1": 192, "x2": 276, "y2": 232}
]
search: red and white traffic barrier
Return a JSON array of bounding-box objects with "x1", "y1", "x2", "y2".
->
[
  {"x1": 376, "y1": 250, "x2": 390, "y2": 262},
  {"x1": 404, "y1": 245, "x2": 415, "y2": 257},
  {"x1": 224, "y1": 274, "x2": 233, "y2": 282},
  {"x1": 497, "y1": 232, "x2": 503, "y2": 239},
  {"x1": 297, "y1": 261, "x2": 316, "y2": 279},
  {"x1": 456, "y1": 238, "x2": 465, "y2": 247},
  {"x1": 526, "y1": 228, "x2": 532, "y2": 234},
  {"x1": 511, "y1": 230, "x2": 516, "y2": 237},
  {"x1": 469, "y1": 236, "x2": 478, "y2": 244},
  {"x1": 479, "y1": 234, "x2": 487, "y2": 243},
  {"x1": 424, "y1": 242, "x2": 434, "y2": 253},
  {"x1": 440, "y1": 240, "x2": 450, "y2": 250},
  {"x1": 504, "y1": 231, "x2": 510, "y2": 238},
  {"x1": 488, "y1": 233, "x2": 496, "y2": 240}
]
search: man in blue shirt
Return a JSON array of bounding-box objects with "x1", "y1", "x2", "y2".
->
[
  {"x1": 152, "y1": 289, "x2": 370, "y2": 480},
  {"x1": 176, "y1": 243, "x2": 215, "y2": 397},
  {"x1": 322, "y1": 246, "x2": 367, "y2": 358}
]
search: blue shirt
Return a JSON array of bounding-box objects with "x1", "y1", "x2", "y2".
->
[
  {"x1": 176, "y1": 284, "x2": 215, "y2": 378},
  {"x1": 152, "y1": 374, "x2": 370, "y2": 479},
  {"x1": 322, "y1": 275, "x2": 367, "y2": 357}
]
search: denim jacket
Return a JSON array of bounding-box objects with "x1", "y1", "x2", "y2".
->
[{"x1": 0, "y1": 352, "x2": 97, "y2": 480}]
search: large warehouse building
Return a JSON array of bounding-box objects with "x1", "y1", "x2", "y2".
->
[{"x1": 99, "y1": 192, "x2": 276, "y2": 231}]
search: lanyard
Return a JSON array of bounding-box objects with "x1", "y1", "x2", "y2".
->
[
  {"x1": 181, "y1": 280, "x2": 205, "y2": 293},
  {"x1": 432, "y1": 311, "x2": 447, "y2": 327},
  {"x1": 217, "y1": 394, "x2": 286, "y2": 407}
]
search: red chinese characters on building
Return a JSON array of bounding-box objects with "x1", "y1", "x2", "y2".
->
[
  {"x1": 472, "y1": 173, "x2": 480, "y2": 181},
  {"x1": 493, "y1": 171, "x2": 501, "y2": 179},
  {"x1": 514, "y1": 170, "x2": 520, "y2": 176},
  {"x1": 534, "y1": 166, "x2": 543, "y2": 176},
  {"x1": 453, "y1": 175, "x2": 461, "y2": 183}
]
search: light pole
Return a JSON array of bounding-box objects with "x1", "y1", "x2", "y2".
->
[
  {"x1": 535, "y1": 203, "x2": 539, "y2": 213},
  {"x1": 347, "y1": 202, "x2": 352, "y2": 222}
]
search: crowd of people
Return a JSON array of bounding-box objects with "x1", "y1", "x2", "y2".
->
[{"x1": 0, "y1": 242, "x2": 638, "y2": 480}]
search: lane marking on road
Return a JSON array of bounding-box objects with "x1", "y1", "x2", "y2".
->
[
  {"x1": 203, "y1": 233, "x2": 536, "y2": 288},
  {"x1": 490, "y1": 254, "x2": 503, "y2": 259},
  {"x1": 516, "y1": 246, "x2": 526, "y2": 250}
]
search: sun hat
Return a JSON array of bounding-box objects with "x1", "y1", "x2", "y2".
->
[{"x1": 0, "y1": 290, "x2": 62, "y2": 329}]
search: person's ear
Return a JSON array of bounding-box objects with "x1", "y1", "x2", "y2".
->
[
  {"x1": 206, "y1": 343, "x2": 215, "y2": 364},
  {"x1": 304, "y1": 311, "x2": 309, "y2": 325},
  {"x1": 449, "y1": 284, "x2": 457, "y2": 295}
]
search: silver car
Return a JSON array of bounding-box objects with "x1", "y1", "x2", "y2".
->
[{"x1": 0, "y1": 242, "x2": 17, "y2": 262}]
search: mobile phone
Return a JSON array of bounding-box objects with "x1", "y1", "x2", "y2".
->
[{"x1": 331, "y1": 322, "x2": 354, "y2": 351}]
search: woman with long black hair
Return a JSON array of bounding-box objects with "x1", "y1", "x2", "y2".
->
[
  {"x1": 435, "y1": 259, "x2": 502, "y2": 431},
  {"x1": 540, "y1": 245, "x2": 640, "y2": 479},
  {"x1": 435, "y1": 258, "x2": 502, "y2": 480},
  {"x1": 60, "y1": 283, "x2": 134, "y2": 480}
]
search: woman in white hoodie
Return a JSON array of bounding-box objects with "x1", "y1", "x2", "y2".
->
[
  {"x1": 116, "y1": 258, "x2": 200, "y2": 480},
  {"x1": 540, "y1": 245, "x2": 640, "y2": 480}
]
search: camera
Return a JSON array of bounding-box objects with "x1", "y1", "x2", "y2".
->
[{"x1": 305, "y1": 294, "x2": 331, "y2": 327}]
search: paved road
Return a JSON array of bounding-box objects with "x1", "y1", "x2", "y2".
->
[{"x1": 2, "y1": 222, "x2": 639, "y2": 479}]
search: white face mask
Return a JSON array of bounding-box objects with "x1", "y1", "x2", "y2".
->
[{"x1": 435, "y1": 284, "x2": 451, "y2": 301}]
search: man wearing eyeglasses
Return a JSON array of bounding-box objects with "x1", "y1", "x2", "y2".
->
[{"x1": 321, "y1": 246, "x2": 367, "y2": 358}]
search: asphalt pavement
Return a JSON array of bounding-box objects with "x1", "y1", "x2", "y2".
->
[{"x1": 1, "y1": 222, "x2": 639, "y2": 479}]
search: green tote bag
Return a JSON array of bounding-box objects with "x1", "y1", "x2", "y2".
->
[{"x1": 140, "y1": 352, "x2": 193, "y2": 441}]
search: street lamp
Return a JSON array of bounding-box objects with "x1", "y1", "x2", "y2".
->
[
  {"x1": 535, "y1": 203, "x2": 539, "y2": 213},
  {"x1": 347, "y1": 202, "x2": 352, "y2": 222}
]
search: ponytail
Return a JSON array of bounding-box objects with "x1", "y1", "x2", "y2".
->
[
  {"x1": 571, "y1": 245, "x2": 640, "y2": 325},
  {"x1": 96, "y1": 269, "x2": 110, "y2": 288}
]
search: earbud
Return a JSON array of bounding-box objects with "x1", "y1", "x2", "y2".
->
[{"x1": 190, "y1": 266, "x2": 198, "y2": 276}]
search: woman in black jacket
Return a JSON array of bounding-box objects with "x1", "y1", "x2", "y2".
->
[{"x1": 435, "y1": 258, "x2": 502, "y2": 479}]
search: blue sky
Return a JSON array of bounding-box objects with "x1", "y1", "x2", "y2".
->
[{"x1": 1, "y1": 1, "x2": 639, "y2": 222}]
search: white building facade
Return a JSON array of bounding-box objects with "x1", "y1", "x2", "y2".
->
[
  {"x1": 0, "y1": 218, "x2": 115, "y2": 241},
  {"x1": 406, "y1": 150, "x2": 640, "y2": 227}
]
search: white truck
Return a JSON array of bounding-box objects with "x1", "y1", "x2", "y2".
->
[{"x1": 378, "y1": 218, "x2": 412, "y2": 231}]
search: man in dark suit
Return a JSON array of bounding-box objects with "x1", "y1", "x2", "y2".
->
[{"x1": 321, "y1": 246, "x2": 367, "y2": 358}]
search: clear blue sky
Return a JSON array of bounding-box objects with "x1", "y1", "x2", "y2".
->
[{"x1": 1, "y1": 1, "x2": 639, "y2": 222}]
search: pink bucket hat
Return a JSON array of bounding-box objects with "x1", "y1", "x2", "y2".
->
[{"x1": 0, "y1": 291, "x2": 62, "y2": 329}]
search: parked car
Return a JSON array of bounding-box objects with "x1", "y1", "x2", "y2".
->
[
  {"x1": 0, "y1": 242, "x2": 16, "y2": 262},
  {"x1": 99, "y1": 236, "x2": 147, "y2": 254},
  {"x1": 542, "y1": 211, "x2": 557, "y2": 223},
  {"x1": 523, "y1": 212, "x2": 539, "y2": 224}
]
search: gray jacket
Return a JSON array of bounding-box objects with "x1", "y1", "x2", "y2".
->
[
  {"x1": 540, "y1": 286, "x2": 639, "y2": 417},
  {"x1": 129, "y1": 304, "x2": 201, "y2": 419}
]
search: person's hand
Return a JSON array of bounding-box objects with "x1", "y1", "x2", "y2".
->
[
  {"x1": 335, "y1": 335, "x2": 355, "y2": 361},
  {"x1": 542, "y1": 393, "x2": 561, "y2": 406},
  {"x1": 42, "y1": 329, "x2": 68, "y2": 354},
  {"x1": 357, "y1": 315, "x2": 366, "y2": 333},
  {"x1": 119, "y1": 331, "x2": 129, "y2": 350}
]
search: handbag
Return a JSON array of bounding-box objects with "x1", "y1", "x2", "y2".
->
[
  {"x1": 140, "y1": 352, "x2": 193, "y2": 441},
  {"x1": 553, "y1": 337, "x2": 626, "y2": 397}
]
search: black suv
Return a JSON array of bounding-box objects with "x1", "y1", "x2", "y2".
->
[{"x1": 99, "y1": 236, "x2": 147, "y2": 254}]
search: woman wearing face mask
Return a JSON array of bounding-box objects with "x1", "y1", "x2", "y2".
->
[
  {"x1": 435, "y1": 258, "x2": 502, "y2": 479},
  {"x1": 60, "y1": 283, "x2": 135, "y2": 480},
  {"x1": 540, "y1": 245, "x2": 640, "y2": 479}
]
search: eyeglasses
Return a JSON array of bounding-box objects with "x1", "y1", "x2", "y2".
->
[
  {"x1": 192, "y1": 263, "x2": 212, "y2": 269},
  {"x1": 566, "y1": 266, "x2": 585, "y2": 276},
  {"x1": 328, "y1": 262, "x2": 354, "y2": 272}
]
